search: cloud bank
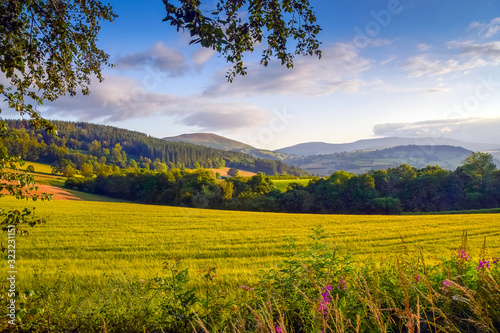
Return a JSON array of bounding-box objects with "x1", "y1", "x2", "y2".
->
[
  {"x1": 204, "y1": 43, "x2": 372, "y2": 97},
  {"x1": 468, "y1": 17, "x2": 500, "y2": 38},
  {"x1": 403, "y1": 18, "x2": 500, "y2": 78},
  {"x1": 41, "y1": 76, "x2": 271, "y2": 131},
  {"x1": 115, "y1": 42, "x2": 189, "y2": 76},
  {"x1": 374, "y1": 118, "x2": 500, "y2": 144}
]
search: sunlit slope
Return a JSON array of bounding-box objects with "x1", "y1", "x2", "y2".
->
[
  {"x1": 272, "y1": 179, "x2": 311, "y2": 192},
  {"x1": 3, "y1": 196, "x2": 500, "y2": 287}
]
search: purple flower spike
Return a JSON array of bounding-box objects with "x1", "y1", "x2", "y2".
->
[
  {"x1": 442, "y1": 280, "x2": 451, "y2": 290},
  {"x1": 276, "y1": 326, "x2": 282, "y2": 333},
  {"x1": 477, "y1": 259, "x2": 491, "y2": 270}
]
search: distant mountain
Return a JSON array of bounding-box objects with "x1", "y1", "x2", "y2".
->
[
  {"x1": 163, "y1": 133, "x2": 255, "y2": 151},
  {"x1": 283, "y1": 145, "x2": 500, "y2": 176},
  {"x1": 4, "y1": 120, "x2": 309, "y2": 176},
  {"x1": 275, "y1": 137, "x2": 500, "y2": 156},
  {"x1": 163, "y1": 133, "x2": 291, "y2": 161}
]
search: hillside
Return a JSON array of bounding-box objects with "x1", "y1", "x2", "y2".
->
[
  {"x1": 276, "y1": 137, "x2": 500, "y2": 156},
  {"x1": 163, "y1": 133, "x2": 256, "y2": 150},
  {"x1": 163, "y1": 132, "x2": 290, "y2": 161},
  {"x1": 283, "y1": 145, "x2": 494, "y2": 176},
  {"x1": 2, "y1": 120, "x2": 308, "y2": 176},
  {"x1": 161, "y1": 133, "x2": 500, "y2": 173}
]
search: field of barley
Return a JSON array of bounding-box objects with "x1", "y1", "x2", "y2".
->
[
  {"x1": 272, "y1": 178, "x2": 312, "y2": 192},
  {"x1": 2, "y1": 193, "x2": 500, "y2": 289}
]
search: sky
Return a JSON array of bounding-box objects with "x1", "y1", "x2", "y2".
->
[{"x1": 10, "y1": 0, "x2": 500, "y2": 150}]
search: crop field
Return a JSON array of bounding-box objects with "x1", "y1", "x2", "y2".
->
[
  {"x1": 19, "y1": 161, "x2": 54, "y2": 174},
  {"x1": 2, "y1": 195, "x2": 500, "y2": 290},
  {"x1": 272, "y1": 179, "x2": 311, "y2": 192},
  {"x1": 14, "y1": 161, "x2": 67, "y2": 186}
]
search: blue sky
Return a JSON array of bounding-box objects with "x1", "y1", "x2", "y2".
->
[{"x1": 35, "y1": 1, "x2": 500, "y2": 149}]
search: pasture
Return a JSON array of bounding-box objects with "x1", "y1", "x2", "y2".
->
[
  {"x1": 272, "y1": 178, "x2": 311, "y2": 192},
  {"x1": 2, "y1": 194, "x2": 500, "y2": 290}
]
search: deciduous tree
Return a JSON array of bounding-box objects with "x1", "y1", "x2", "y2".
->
[
  {"x1": 0, "y1": 0, "x2": 116, "y2": 233},
  {"x1": 162, "y1": 0, "x2": 322, "y2": 81}
]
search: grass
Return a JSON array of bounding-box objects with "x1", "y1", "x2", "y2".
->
[
  {"x1": 272, "y1": 179, "x2": 311, "y2": 192},
  {"x1": 405, "y1": 207, "x2": 500, "y2": 215},
  {"x1": 3, "y1": 163, "x2": 500, "y2": 332},
  {"x1": 2, "y1": 195, "x2": 500, "y2": 291},
  {"x1": 65, "y1": 189, "x2": 127, "y2": 202},
  {"x1": 19, "y1": 161, "x2": 54, "y2": 174},
  {"x1": 14, "y1": 161, "x2": 67, "y2": 185}
]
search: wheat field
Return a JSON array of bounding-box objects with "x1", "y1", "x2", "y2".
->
[{"x1": 2, "y1": 195, "x2": 500, "y2": 289}]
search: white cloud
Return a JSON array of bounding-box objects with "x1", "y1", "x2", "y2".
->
[
  {"x1": 203, "y1": 43, "x2": 372, "y2": 97},
  {"x1": 403, "y1": 55, "x2": 463, "y2": 78},
  {"x1": 402, "y1": 43, "x2": 497, "y2": 78},
  {"x1": 40, "y1": 76, "x2": 271, "y2": 131},
  {"x1": 417, "y1": 43, "x2": 432, "y2": 52},
  {"x1": 366, "y1": 39, "x2": 393, "y2": 48},
  {"x1": 379, "y1": 55, "x2": 397, "y2": 65},
  {"x1": 448, "y1": 41, "x2": 500, "y2": 62},
  {"x1": 115, "y1": 41, "x2": 189, "y2": 76},
  {"x1": 402, "y1": 18, "x2": 500, "y2": 78},
  {"x1": 191, "y1": 48, "x2": 216, "y2": 68},
  {"x1": 180, "y1": 108, "x2": 269, "y2": 131},
  {"x1": 374, "y1": 118, "x2": 500, "y2": 144},
  {"x1": 468, "y1": 17, "x2": 500, "y2": 38}
]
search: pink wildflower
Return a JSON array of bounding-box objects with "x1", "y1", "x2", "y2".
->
[
  {"x1": 441, "y1": 280, "x2": 451, "y2": 290},
  {"x1": 239, "y1": 285, "x2": 254, "y2": 291},
  {"x1": 459, "y1": 250, "x2": 469, "y2": 261}
]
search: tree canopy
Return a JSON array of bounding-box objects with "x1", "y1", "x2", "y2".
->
[
  {"x1": 162, "y1": 0, "x2": 322, "y2": 81},
  {"x1": 0, "y1": 0, "x2": 116, "y2": 130},
  {"x1": 0, "y1": 0, "x2": 116, "y2": 233}
]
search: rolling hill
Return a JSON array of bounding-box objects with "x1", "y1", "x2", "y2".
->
[
  {"x1": 161, "y1": 132, "x2": 500, "y2": 175},
  {"x1": 3, "y1": 120, "x2": 308, "y2": 176},
  {"x1": 163, "y1": 133, "x2": 256, "y2": 150},
  {"x1": 282, "y1": 145, "x2": 498, "y2": 176},
  {"x1": 275, "y1": 137, "x2": 500, "y2": 156},
  {"x1": 162, "y1": 132, "x2": 289, "y2": 161}
]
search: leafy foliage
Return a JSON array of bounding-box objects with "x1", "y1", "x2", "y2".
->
[
  {"x1": 162, "y1": 0, "x2": 322, "y2": 81},
  {"x1": 67, "y1": 151, "x2": 500, "y2": 214},
  {"x1": 0, "y1": 141, "x2": 51, "y2": 236},
  {"x1": 0, "y1": 0, "x2": 115, "y2": 241},
  {"x1": 0, "y1": 0, "x2": 116, "y2": 129}
]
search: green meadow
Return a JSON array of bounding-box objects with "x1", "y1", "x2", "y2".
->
[
  {"x1": 272, "y1": 178, "x2": 311, "y2": 192},
  {"x1": 2, "y1": 194, "x2": 500, "y2": 289}
]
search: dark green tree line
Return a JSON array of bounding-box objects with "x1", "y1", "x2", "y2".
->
[
  {"x1": 66, "y1": 152, "x2": 500, "y2": 214},
  {"x1": 2, "y1": 119, "x2": 308, "y2": 176}
]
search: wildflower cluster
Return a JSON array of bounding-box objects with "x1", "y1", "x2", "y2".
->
[
  {"x1": 338, "y1": 276, "x2": 347, "y2": 290},
  {"x1": 477, "y1": 259, "x2": 490, "y2": 270},
  {"x1": 477, "y1": 256, "x2": 500, "y2": 270},
  {"x1": 318, "y1": 285, "x2": 332, "y2": 315},
  {"x1": 459, "y1": 250, "x2": 469, "y2": 261},
  {"x1": 239, "y1": 285, "x2": 254, "y2": 291},
  {"x1": 441, "y1": 280, "x2": 451, "y2": 291}
]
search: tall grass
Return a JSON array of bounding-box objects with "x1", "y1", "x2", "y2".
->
[{"x1": 1, "y1": 227, "x2": 498, "y2": 332}]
